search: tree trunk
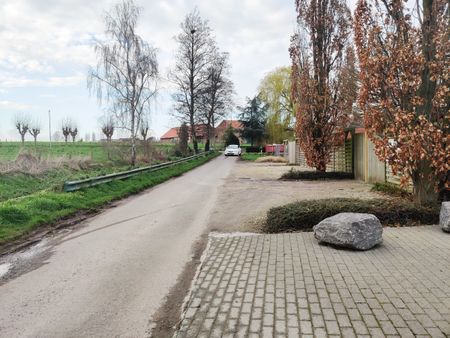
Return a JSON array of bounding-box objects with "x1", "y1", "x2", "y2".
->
[
  {"x1": 412, "y1": 161, "x2": 438, "y2": 205},
  {"x1": 205, "y1": 124, "x2": 210, "y2": 152},
  {"x1": 131, "y1": 135, "x2": 137, "y2": 166},
  {"x1": 21, "y1": 134, "x2": 25, "y2": 145},
  {"x1": 189, "y1": 119, "x2": 198, "y2": 154}
]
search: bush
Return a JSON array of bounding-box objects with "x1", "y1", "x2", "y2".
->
[
  {"x1": 264, "y1": 198, "x2": 439, "y2": 233},
  {"x1": 372, "y1": 182, "x2": 412, "y2": 199},
  {"x1": 244, "y1": 146, "x2": 261, "y2": 153},
  {"x1": 280, "y1": 169, "x2": 354, "y2": 180}
]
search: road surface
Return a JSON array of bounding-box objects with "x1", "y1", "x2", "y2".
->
[{"x1": 0, "y1": 156, "x2": 235, "y2": 338}]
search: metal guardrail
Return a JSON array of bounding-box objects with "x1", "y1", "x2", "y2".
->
[{"x1": 63, "y1": 151, "x2": 213, "y2": 192}]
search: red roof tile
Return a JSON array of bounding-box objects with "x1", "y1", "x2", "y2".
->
[{"x1": 160, "y1": 127, "x2": 179, "y2": 139}]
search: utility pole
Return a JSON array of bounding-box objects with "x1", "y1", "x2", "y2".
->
[{"x1": 48, "y1": 109, "x2": 52, "y2": 149}]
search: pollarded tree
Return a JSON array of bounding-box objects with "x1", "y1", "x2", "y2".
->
[
  {"x1": 140, "y1": 118, "x2": 149, "y2": 142},
  {"x1": 70, "y1": 126, "x2": 78, "y2": 143},
  {"x1": 88, "y1": 0, "x2": 158, "y2": 166},
  {"x1": 355, "y1": 0, "x2": 449, "y2": 204},
  {"x1": 201, "y1": 50, "x2": 234, "y2": 151},
  {"x1": 258, "y1": 67, "x2": 295, "y2": 143},
  {"x1": 289, "y1": 0, "x2": 354, "y2": 172},
  {"x1": 61, "y1": 119, "x2": 72, "y2": 144},
  {"x1": 29, "y1": 121, "x2": 41, "y2": 146},
  {"x1": 169, "y1": 9, "x2": 215, "y2": 154},
  {"x1": 101, "y1": 116, "x2": 115, "y2": 143},
  {"x1": 239, "y1": 96, "x2": 268, "y2": 146},
  {"x1": 14, "y1": 114, "x2": 30, "y2": 145}
]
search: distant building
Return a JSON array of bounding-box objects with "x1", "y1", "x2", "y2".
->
[
  {"x1": 160, "y1": 127, "x2": 180, "y2": 143},
  {"x1": 214, "y1": 120, "x2": 244, "y2": 144},
  {"x1": 160, "y1": 120, "x2": 244, "y2": 144}
]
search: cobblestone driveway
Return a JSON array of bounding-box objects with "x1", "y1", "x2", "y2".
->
[{"x1": 174, "y1": 226, "x2": 450, "y2": 338}]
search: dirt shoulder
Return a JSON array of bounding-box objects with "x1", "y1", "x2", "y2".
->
[{"x1": 208, "y1": 160, "x2": 381, "y2": 233}]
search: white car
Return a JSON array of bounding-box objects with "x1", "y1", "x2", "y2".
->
[{"x1": 224, "y1": 144, "x2": 242, "y2": 156}]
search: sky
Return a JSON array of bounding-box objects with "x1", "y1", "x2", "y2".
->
[{"x1": 0, "y1": 0, "x2": 297, "y2": 141}]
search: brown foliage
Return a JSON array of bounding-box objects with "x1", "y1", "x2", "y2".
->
[
  {"x1": 290, "y1": 0, "x2": 355, "y2": 171},
  {"x1": 355, "y1": 0, "x2": 449, "y2": 203}
]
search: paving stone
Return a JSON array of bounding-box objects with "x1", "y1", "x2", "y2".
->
[{"x1": 173, "y1": 227, "x2": 450, "y2": 337}]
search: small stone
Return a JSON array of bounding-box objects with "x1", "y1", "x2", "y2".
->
[
  {"x1": 313, "y1": 213, "x2": 383, "y2": 250},
  {"x1": 439, "y1": 202, "x2": 450, "y2": 233}
]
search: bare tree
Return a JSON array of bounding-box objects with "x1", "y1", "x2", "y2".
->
[
  {"x1": 29, "y1": 121, "x2": 41, "y2": 146},
  {"x1": 70, "y1": 125, "x2": 78, "y2": 143},
  {"x1": 101, "y1": 116, "x2": 115, "y2": 143},
  {"x1": 88, "y1": 0, "x2": 158, "y2": 166},
  {"x1": 169, "y1": 9, "x2": 215, "y2": 154},
  {"x1": 61, "y1": 119, "x2": 72, "y2": 144},
  {"x1": 14, "y1": 114, "x2": 30, "y2": 145},
  {"x1": 92, "y1": 132, "x2": 97, "y2": 142},
  {"x1": 140, "y1": 118, "x2": 149, "y2": 141},
  {"x1": 201, "y1": 50, "x2": 234, "y2": 151}
]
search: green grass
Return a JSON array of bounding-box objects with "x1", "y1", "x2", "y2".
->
[
  {"x1": 264, "y1": 198, "x2": 439, "y2": 233},
  {"x1": 0, "y1": 152, "x2": 220, "y2": 246},
  {"x1": 0, "y1": 165, "x2": 133, "y2": 202},
  {"x1": 372, "y1": 182, "x2": 412, "y2": 199},
  {"x1": 0, "y1": 141, "x2": 176, "y2": 162},
  {"x1": 240, "y1": 153, "x2": 265, "y2": 161}
]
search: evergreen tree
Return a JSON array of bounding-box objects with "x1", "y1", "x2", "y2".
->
[
  {"x1": 238, "y1": 96, "x2": 267, "y2": 146},
  {"x1": 223, "y1": 125, "x2": 240, "y2": 146}
]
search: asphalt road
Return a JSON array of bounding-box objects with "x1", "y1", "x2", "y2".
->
[{"x1": 0, "y1": 156, "x2": 235, "y2": 338}]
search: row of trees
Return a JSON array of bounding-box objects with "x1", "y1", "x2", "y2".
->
[
  {"x1": 289, "y1": 0, "x2": 448, "y2": 204},
  {"x1": 87, "y1": 1, "x2": 234, "y2": 164},
  {"x1": 170, "y1": 10, "x2": 234, "y2": 153},
  {"x1": 12, "y1": 114, "x2": 117, "y2": 144}
]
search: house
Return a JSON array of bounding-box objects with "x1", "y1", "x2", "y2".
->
[
  {"x1": 160, "y1": 124, "x2": 214, "y2": 143},
  {"x1": 214, "y1": 120, "x2": 244, "y2": 144},
  {"x1": 160, "y1": 128, "x2": 180, "y2": 143}
]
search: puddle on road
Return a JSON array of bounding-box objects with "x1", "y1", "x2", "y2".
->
[
  {"x1": 0, "y1": 263, "x2": 11, "y2": 278},
  {"x1": 0, "y1": 238, "x2": 53, "y2": 283}
]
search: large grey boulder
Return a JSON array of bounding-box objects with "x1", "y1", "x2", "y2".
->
[
  {"x1": 440, "y1": 202, "x2": 450, "y2": 233},
  {"x1": 314, "y1": 213, "x2": 383, "y2": 250}
]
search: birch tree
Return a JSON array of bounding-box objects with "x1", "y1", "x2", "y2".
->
[{"x1": 88, "y1": 0, "x2": 158, "y2": 165}]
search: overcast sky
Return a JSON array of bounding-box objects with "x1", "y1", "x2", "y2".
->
[{"x1": 0, "y1": 0, "x2": 297, "y2": 141}]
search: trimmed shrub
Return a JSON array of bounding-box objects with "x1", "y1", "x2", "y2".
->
[
  {"x1": 264, "y1": 198, "x2": 439, "y2": 233},
  {"x1": 280, "y1": 169, "x2": 354, "y2": 180},
  {"x1": 244, "y1": 146, "x2": 261, "y2": 153}
]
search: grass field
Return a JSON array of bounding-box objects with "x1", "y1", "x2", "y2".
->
[
  {"x1": 0, "y1": 151, "x2": 219, "y2": 246},
  {"x1": 0, "y1": 141, "x2": 176, "y2": 162},
  {"x1": 240, "y1": 153, "x2": 266, "y2": 161}
]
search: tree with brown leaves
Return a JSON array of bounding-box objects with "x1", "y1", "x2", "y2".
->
[
  {"x1": 290, "y1": 0, "x2": 354, "y2": 172},
  {"x1": 355, "y1": 0, "x2": 449, "y2": 204}
]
